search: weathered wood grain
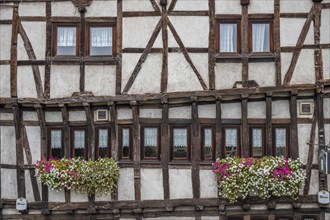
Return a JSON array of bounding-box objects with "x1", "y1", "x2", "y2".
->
[{"x1": 10, "y1": 4, "x2": 19, "y2": 98}]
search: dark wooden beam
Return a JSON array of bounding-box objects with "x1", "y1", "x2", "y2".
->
[
  {"x1": 109, "y1": 102, "x2": 118, "y2": 201},
  {"x1": 150, "y1": 0, "x2": 161, "y2": 13},
  {"x1": 191, "y1": 99, "x2": 200, "y2": 199},
  {"x1": 241, "y1": 97, "x2": 249, "y2": 157},
  {"x1": 289, "y1": 93, "x2": 298, "y2": 159},
  {"x1": 44, "y1": 1, "x2": 52, "y2": 99},
  {"x1": 160, "y1": 4, "x2": 168, "y2": 93},
  {"x1": 274, "y1": 0, "x2": 281, "y2": 86},
  {"x1": 60, "y1": 104, "x2": 70, "y2": 158},
  {"x1": 132, "y1": 103, "x2": 141, "y2": 201},
  {"x1": 241, "y1": 4, "x2": 249, "y2": 82},
  {"x1": 317, "y1": 93, "x2": 327, "y2": 191},
  {"x1": 116, "y1": 0, "x2": 123, "y2": 95},
  {"x1": 313, "y1": 2, "x2": 323, "y2": 81},
  {"x1": 266, "y1": 95, "x2": 273, "y2": 156},
  {"x1": 10, "y1": 3, "x2": 19, "y2": 98},
  {"x1": 123, "y1": 11, "x2": 160, "y2": 17},
  {"x1": 215, "y1": 98, "x2": 222, "y2": 158},
  {"x1": 169, "y1": 11, "x2": 209, "y2": 16},
  {"x1": 168, "y1": 0, "x2": 177, "y2": 13},
  {"x1": 161, "y1": 99, "x2": 170, "y2": 200},
  {"x1": 83, "y1": 104, "x2": 95, "y2": 160},
  {"x1": 79, "y1": 11, "x2": 86, "y2": 93},
  {"x1": 208, "y1": 0, "x2": 216, "y2": 90},
  {"x1": 280, "y1": 13, "x2": 309, "y2": 18}
]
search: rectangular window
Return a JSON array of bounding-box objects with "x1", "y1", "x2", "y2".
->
[
  {"x1": 96, "y1": 128, "x2": 110, "y2": 159},
  {"x1": 250, "y1": 127, "x2": 264, "y2": 158},
  {"x1": 119, "y1": 126, "x2": 132, "y2": 160},
  {"x1": 274, "y1": 127, "x2": 289, "y2": 157},
  {"x1": 53, "y1": 25, "x2": 79, "y2": 56},
  {"x1": 201, "y1": 126, "x2": 215, "y2": 161},
  {"x1": 250, "y1": 22, "x2": 272, "y2": 53},
  {"x1": 171, "y1": 126, "x2": 190, "y2": 160},
  {"x1": 223, "y1": 127, "x2": 240, "y2": 157},
  {"x1": 48, "y1": 128, "x2": 63, "y2": 159},
  {"x1": 219, "y1": 23, "x2": 238, "y2": 53},
  {"x1": 87, "y1": 24, "x2": 116, "y2": 56},
  {"x1": 141, "y1": 126, "x2": 160, "y2": 160},
  {"x1": 72, "y1": 128, "x2": 87, "y2": 159}
]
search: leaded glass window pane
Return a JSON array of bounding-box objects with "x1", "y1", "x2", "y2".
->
[
  {"x1": 144, "y1": 127, "x2": 158, "y2": 158},
  {"x1": 122, "y1": 128, "x2": 130, "y2": 158},
  {"x1": 225, "y1": 128, "x2": 238, "y2": 157},
  {"x1": 173, "y1": 128, "x2": 188, "y2": 159},
  {"x1": 74, "y1": 130, "x2": 85, "y2": 158},
  {"x1": 204, "y1": 128, "x2": 213, "y2": 159},
  {"x1": 51, "y1": 130, "x2": 62, "y2": 159},
  {"x1": 275, "y1": 128, "x2": 286, "y2": 157},
  {"x1": 252, "y1": 128, "x2": 262, "y2": 157},
  {"x1": 98, "y1": 129, "x2": 109, "y2": 158}
]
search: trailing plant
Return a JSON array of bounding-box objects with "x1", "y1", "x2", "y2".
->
[
  {"x1": 212, "y1": 156, "x2": 306, "y2": 203},
  {"x1": 35, "y1": 157, "x2": 119, "y2": 196}
]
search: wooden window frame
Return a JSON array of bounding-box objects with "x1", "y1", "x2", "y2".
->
[
  {"x1": 216, "y1": 20, "x2": 241, "y2": 55},
  {"x1": 170, "y1": 125, "x2": 191, "y2": 161},
  {"x1": 95, "y1": 126, "x2": 111, "y2": 159},
  {"x1": 118, "y1": 125, "x2": 133, "y2": 161},
  {"x1": 52, "y1": 23, "x2": 80, "y2": 57},
  {"x1": 249, "y1": 20, "x2": 274, "y2": 54},
  {"x1": 222, "y1": 126, "x2": 241, "y2": 157},
  {"x1": 272, "y1": 125, "x2": 290, "y2": 158},
  {"x1": 70, "y1": 127, "x2": 88, "y2": 160},
  {"x1": 249, "y1": 126, "x2": 265, "y2": 158},
  {"x1": 86, "y1": 23, "x2": 116, "y2": 57},
  {"x1": 47, "y1": 127, "x2": 64, "y2": 159},
  {"x1": 140, "y1": 125, "x2": 161, "y2": 161},
  {"x1": 201, "y1": 125, "x2": 215, "y2": 161}
]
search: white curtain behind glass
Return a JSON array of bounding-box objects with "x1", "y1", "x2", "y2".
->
[
  {"x1": 99, "y1": 129, "x2": 108, "y2": 148},
  {"x1": 51, "y1": 130, "x2": 62, "y2": 149},
  {"x1": 144, "y1": 128, "x2": 157, "y2": 146},
  {"x1": 225, "y1": 129, "x2": 237, "y2": 146},
  {"x1": 204, "y1": 128, "x2": 212, "y2": 147},
  {"x1": 252, "y1": 23, "x2": 270, "y2": 52},
  {"x1": 220, "y1": 23, "x2": 237, "y2": 52},
  {"x1": 173, "y1": 128, "x2": 187, "y2": 147},
  {"x1": 275, "y1": 128, "x2": 286, "y2": 147},
  {"x1": 123, "y1": 128, "x2": 130, "y2": 147},
  {"x1": 91, "y1": 27, "x2": 112, "y2": 47},
  {"x1": 57, "y1": 27, "x2": 76, "y2": 47},
  {"x1": 252, "y1": 128, "x2": 262, "y2": 147},
  {"x1": 74, "y1": 130, "x2": 85, "y2": 149}
]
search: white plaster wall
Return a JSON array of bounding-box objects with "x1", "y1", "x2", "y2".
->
[
  {"x1": 20, "y1": 22, "x2": 46, "y2": 60},
  {"x1": 129, "y1": 54, "x2": 162, "y2": 94},
  {"x1": 69, "y1": 111, "x2": 86, "y2": 121},
  {"x1": 123, "y1": 0, "x2": 154, "y2": 11},
  {"x1": 198, "y1": 104, "x2": 216, "y2": 118},
  {"x1": 48, "y1": 188, "x2": 65, "y2": 202},
  {"x1": 50, "y1": 65, "x2": 80, "y2": 98},
  {"x1": 0, "y1": 113, "x2": 13, "y2": 120},
  {"x1": 0, "y1": 4, "x2": 13, "y2": 20},
  {"x1": 17, "y1": 35, "x2": 29, "y2": 60},
  {"x1": 280, "y1": 18, "x2": 314, "y2": 47},
  {"x1": 201, "y1": 217, "x2": 219, "y2": 220},
  {"x1": 95, "y1": 193, "x2": 111, "y2": 202},
  {"x1": 309, "y1": 169, "x2": 319, "y2": 195},
  {"x1": 167, "y1": 53, "x2": 204, "y2": 92},
  {"x1": 247, "y1": 101, "x2": 266, "y2": 119},
  {"x1": 0, "y1": 26, "x2": 11, "y2": 60},
  {"x1": 71, "y1": 191, "x2": 88, "y2": 202},
  {"x1": 168, "y1": 16, "x2": 209, "y2": 48},
  {"x1": 169, "y1": 169, "x2": 193, "y2": 199},
  {"x1": 291, "y1": 50, "x2": 315, "y2": 84},
  {"x1": 23, "y1": 111, "x2": 38, "y2": 121},
  {"x1": 200, "y1": 170, "x2": 217, "y2": 198},
  {"x1": 45, "y1": 111, "x2": 62, "y2": 122},
  {"x1": 321, "y1": 10, "x2": 330, "y2": 44},
  {"x1": 221, "y1": 103, "x2": 241, "y2": 119},
  {"x1": 174, "y1": 0, "x2": 208, "y2": 11},
  {"x1": 122, "y1": 53, "x2": 142, "y2": 92},
  {"x1": 117, "y1": 108, "x2": 132, "y2": 120},
  {"x1": 19, "y1": 2, "x2": 45, "y2": 17},
  {"x1": 324, "y1": 98, "x2": 330, "y2": 119},
  {"x1": 26, "y1": 126, "x2": 41, "y2": 164},
  {"x1": 85, "y1": 0, "x2": 117, "y2": 17},
  {"x1": 1, "y1": 169, "x2": 17, "y2": 199},
  {"x1": 325, "y1": 125, "x2": 330, "y2": 146},
  {"x1": 52, "y1": 1, "x2": 79, "y2": 17},
  {"x1": 280, "y1": 0, "x2": 313, "y2": 13},
  {"x1": 141, "y1": 168, "x2": 164, "y2": 200},
  {"x1": 249, "y1": 63, "x2": 275, "y2": 87},
  {"x1": 118, "y1": 168, "x2": 135, "y2": 200},
  {"x1": 298, "y1": 124, "x2": 318, "y2": 165},
  {"x1": 0, "y1": 65, "x2": 10, "y2": 97},
  {"x1": 323, "y1": 49, "x2": 330, "y2": 79},
  {"x1": 280, "y1": 52, "x2": 293, "y2": 84},
  {"x1": 17, "y1": 66, "x2": 45, "y2": 98},
  {"x1": 1, "y1": 126, "x2": 16, "y2": 165},
  {"x1": 85, "y1": 66, "x2": 116, "y2": 96},
  {"x1": 215, "y1": 0, "x2": 241, "y2": 14},
  {"x1": 189, "y1": 53, "x2": 209, "y2": 88},
  {"x1": 123, "y1": 17, "x2": 161, "y2": 48},
  {"x1": 215, "y1": 63, "x2": 242, "y2": 90},
  {"x1": 249, "y1": 0, "x2": 274, "y2": 14},
  {"x1": 272, "y1": 100, "x2": 290, "y2": 118},
  {"x1": 25, "y1": 170, "x2": 41, "y2": 202},
  {"x1": 169, "y1": 106, "x2": 191, "y2": 119},
  {"x1": 140, "y1": 109, "x2": 162, "y2": 118}
]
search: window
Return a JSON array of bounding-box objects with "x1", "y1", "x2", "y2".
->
[
  {"x1": 273, "y1": 126, "x2": 289, "y2": 157},
  {"x1": 53, "y1": 25, "x2": 79, "y2": 56},
  {"x1": 171, "y1": 126, "x2": 191, "y2": 160},
  {"x1": 250, "y1": 21, "x2": 272, "y2": 53},
  {"x1": 87, "y1": 25, "x2": 115, "y2": 56},
  {"x1": 119, "y1": 126, "x2": 132, "y2": 160},
  {"x1": 71, "y1": 128, "x2": 87, "y2": 159},
  {"x1": 201, "y1": 126, "x2": 215, "y2": 161},
  {"x1": 141, "y1": 126, "x2": 160, "y2": 160},
  {"x1": 218, "y1": 21, "x2": 240, "y2": 53},
  {"x1": 250, "y1": 127, "x2": 265, "y2": 158},
  {"x1": 223, "y1": 127, "x2": 240, "y2": 157},
  {"x1": 95, "y1": 127, "x2": 111, "y2": 159},
  {"x1": 47, "y1": 128, "x2": 63, "y2": 159}
]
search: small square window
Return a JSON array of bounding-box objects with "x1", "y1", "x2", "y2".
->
[
  {"x1": 142, "y1": 127, "x2": 160, "y2": 160},
  {"x1": 54, "y1": 26, "x2": 78, "y2": 56},
  {"x1": 171, "y1": 126, "x2": 190, "y2": 160},
  {"x1": 219, "y1": 23, "x2": 238, "y2": 53},
  {"x1": 251, "y1": 22, "x2": 272, "y2": 53}
]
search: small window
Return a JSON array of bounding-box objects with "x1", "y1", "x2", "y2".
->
[
  {"x1": 53, "y1": 25, "x2": 78, "y2": 56},
  {"x1": 171, "y1": 126, "x2": 190, "y2": 160},
  {"x1": 218, "y1": 22, "x2": 239, "y2": 53},
  {"x1": 274, "y1": 127, "x2": 289, "y2": 157},
  {"x1": 251, "y1": 22, "x2": 272, "y2": 53},
  {"x1": 141, "y1": 126, "x2": 160, "y2": 160},
  {"x1": 48, "y1": 128, "x2": 63, "y2": 159},
  {"x1": 71, "y1": 128, "x2": 87, "y2": 159},
  {"x1": 87, "y1": 24, "x2": 115, "y2": 56},
  {"x1": 223, "y1": 127, "x2": 240, "y2": 157},
  {"x1": 250, "y1": 127, "x2": 264, "y2": 158},
  {"x1": 96, "y1": 128, "x2": 110, "y2": 159},
  {"x1": 119, "y1": 126, "x2": 132, "y2": 160},
  {"x1": 201, "y1": 126, "x2": 215, "y2": 161}
]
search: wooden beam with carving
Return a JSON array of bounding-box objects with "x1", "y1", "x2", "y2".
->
[
  {"x1": 208, "y1": 0, "x2": 216, "y2": 90},
  {"x1": 313, "y1": 2, "x2": 323, "y2": 81},
  {"x1": 10, "y1": 3, "x2": 19, "y2": 98}
]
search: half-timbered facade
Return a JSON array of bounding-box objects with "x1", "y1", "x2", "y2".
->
[{"x1": 0, "y1": 0, "x2": 330, "y2": 219}]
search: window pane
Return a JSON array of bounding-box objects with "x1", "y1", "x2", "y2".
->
[
  {"x1": 225, "y1": 128, "x2": 238, "y2": 157},
  {"x1": 90, "y1": 27, "x2": 112, "y2": 56},
  {"x1": 252, "y1": 128, "x2": 263, "y2": 157},
  {"x1": 74, "y1": 130, "x2": 85, "y2": 158},
  {"x1": 220, "y1": 23, "x2": 237, "y2": 52},
  {"x1": 275, "y1": 128, "x2": 286, "y2": 157},
  {"x1": 122, "y1": 128, "x2": 130, "y2": 158},
  {"x1": 144, "y1": 128, "x2": 158, "y2": 158},
  {"x1": 51, "y1": 130, "x2": 62, "y2": 159},
  {"x1": 252, "y1": 23, "x2": 270, "y2": 52},
  {"x1": 203, "y1": 128, "x2": 213, "y2": 159},
  {"x1": 57, "y1": 27, "x2": 76, "y2": 55},
  {"x1": 98, "y1": 129, "x2": 109, "y2": 158},
  {"x1": 173, "y1": 128, "x2": 188, "y2": 158}
]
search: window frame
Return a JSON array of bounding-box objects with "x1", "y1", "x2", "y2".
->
[
  {"x1": 140, "y1": 125, "x2": 161, "y2": 161},
  {"x1": 95, "y1": 126, "x2": 111, "y2": 159},
  {"x1": 216, "y1": 20, "x2": 241, "y2": 54},
  {"x1": 249, "y1": 125, "x2": 265, "y2": 158},
  {"x1": 52, "y1": 23, "x2": 80, "y2": 57},
  {"x1": 86, "y1": 23, "x2": 116, "y2": 57},
  {"x1": 249, "y1": 20, "x2": 274, "y2": 54},
  {"x1": 170, "y1": 125, "x2": 191, "y2": 161},
  {"x1": 70, "y1": 127, "x2": 88, "y2": 160},
  {"x1": 222, "y1": 126, "x2": 241, "y2": 158},
  {"x1": 201, "y1": 125, "x2": 215, "y2": 161},
  {"x1": 47, "y1": 127, "x2": 64, "y2": 159},
  {"x1": 272, "y1": 125, "x2": 290, "y2": 158},
  {"x1": 118, "y1": 125, "x2": 133, "y2": 161}
]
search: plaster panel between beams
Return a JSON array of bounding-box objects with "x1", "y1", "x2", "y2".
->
[
  {"x1": 0, "y1": 113, "x2": 13, "y2": 120},
  {"x1": 0, "y1": 4, "x2": 13, "y2": 20},
  {"x1": 117, "y1": 108, "x2": 132, "y2": 120},
  {"x1": 215, "y1": 0, "x2": 241, "y2": 14},
  {"x1": 45, "y1": 111, "x2": 62, "y2": 123},
  {"x1": 324, "y1": 98, "x2": 330, "y2": 119},
  {"x1": 141, "y1": 168, "x2": 164, "y2": 200},
  {"x1": 280, "y1": 52, "x2": 293, "y2": 84},
  {"x1": 309, "y1": 169, "x2": 319, "y2": 195},
  {"x1": 23, "y1": 111, "x2": 38, "y2": 121},
  {"x1": 247, "y1": 101, "x2": 266, "y2": 119},
  {"x1": 21, "y1": 22, "x2": 46, "y2": 60},
  {"x1": 291, "y1": 50, "x2": 315, "y2": 84},
  {"x1": 0, "y1": 126, "x2": 16, "y2": 165},
  {"x1": 249, "y1": 62, "x2": 276, "y2": 87},
  {"x1": 117, "y1": 168, "x2": 135, "y2": 201},
  {"x1": 280, "y1": 0, "x2": 313, "y2": 13},
  {"x1": 249, "y1": 0, "x2": 274, "y2": 14},
  {"x1": 221, "y1": 103, "x2": 241, "y2": 119},
  {"x1": 189, "y1": 53, "x2": 209, "y2": 88},
  {"x1": 17, "y1": 35, "x2": 29, "y2": 60},
  {"x1": 298, "y1": 124, "x2": 312, "y2": 165},
  {"x1": 198, "y1": 104, "x2": 216, "y2": 119},
  {"x1": 200, "y1": 170, "x2": 218, "y2": 198},
  {"x1": 169, "y1": 106, "x2": 191, "y2": 119},
  {"x1": 71, "y1": 191, "x2": 88, "y2": 202},
  {"x1": 215, "y1": 63, "x2": 242, "y2": 90},
  {"x1": 69, "y1": 111, "x2": 86, "y2": 121},
  {"x1": 122, "y1": 53, "x2": 142, "y2": 93},
  {"x1": 173, "y1": 0, "x2": 209, "y2": 11},
  {"x1": 321, "y1": 9, "x2": 330, "y2": 44},
  {"x1": 19, "y1": 2, "x2": 46, "y2": 17},
  {"x1": 52, "y1": 1, "x2": 79, "y2": 17},
  {"x1": 25, "y1": 126, "x2": 41, "y2": 164},
  {"x1": 140, "y1": 109, "x2": 162, "y2": 118},
  {"x1": 0, "y1": 65, "x2": 10, "y2": 98},
  {"x1": 169, "y1": 169, "x2": 193, "y2": 199},
  {"x1": 85, "y1": 66, "x2": 116, "y2": 96},
  {"x1": 95, "y1": 192, "x2": 111, "y2": 202},
  {"x1": 123, "y1": 0, "x2": 155, "y2": 11},
  {"x1": 272, "y1": 100, "x2": 290, "y2": 119},
  {"x1": 50, "y1": 65, "x2": 80, "y2": 98},
  {"x1": 17, "y1": 66, "x2": 45, "y2": 98},
  {"x1": 48, "y1": 188, "x2": 65, "y2": 202},
  {"x1": 323, "y1": 49, "x2": 330, "y2": 79},
  {"x1": 25, "y1": 170, "x2": 41, "y2": 202},
  {"x1": 0, "y1": 25, "x2": 12, "y2": 60},
  {"x1": 280, "y1": 18, "x2": 314, "y2": 47},
  {"x1": 1, "y1": 169, "x2": 17, "y2": 199},
  {"x1": 85, "y1": 0, "x2": 117, "y2": 17}
]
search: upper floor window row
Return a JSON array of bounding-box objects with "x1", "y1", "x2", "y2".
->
[{"x1": 52, "y1": 23, "x2": 116, "y2": 57}]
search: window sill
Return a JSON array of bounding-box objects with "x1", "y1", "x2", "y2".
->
[
  {"x1": 214, "y1": 54, "x2": 242, "y2": 63},
  {"x1": 248, "y1": 53, "x2": 276, "y2": 62},
  {"x1": 50, "y1": 56, "x2": 118, "y2": 65},
  {"x1": 214, "y1": 53, "x2": 277, "y2": 63}
]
